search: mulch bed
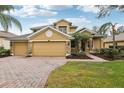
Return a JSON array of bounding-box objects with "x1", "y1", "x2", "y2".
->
[
  {"x1": 91, "y1": 53, "x2": 124, "y2": 61},
  {"x1": 0, "y1": 55, "x2": 10, "y2": 58},
  {"x1": 66, "y1": 55, "x2": 92, "y2": 59}
]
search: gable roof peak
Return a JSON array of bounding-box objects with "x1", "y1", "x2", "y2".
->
[
  {"x1": 77, "y1": 27, "x2": 96, "y2": 34},
  {"x1": 28, "y1": 26, "x2": 73, "y2": 39},
  {"x1": 54, "y1": 19, "x2": 72, "y2": 25}
]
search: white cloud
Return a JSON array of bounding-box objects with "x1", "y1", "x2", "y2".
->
[
  {"x1": 40, "y1": 5, "x2": 73, "y2": 10},
  {"x1": 47, "y1": 19, "x2": 58, "y2": 23},
  {"x1": 66, "y1": 17, "x2": 91, "y2": 26},
  {"x1": 77, "y1": 5, "x2": 99, "y2": 13},
  {"x1": 9, "y1": 5, "x2": 58, "y2": 18},
  {"x1": 116, "y1": 24, "x2": 124, "y2": 27},
  {"x1": 30, "y1": 17, "x2": 91, "y2": 29},
  {"x1": 29, "y1": 19, "x2": 58, "y2": 28}
]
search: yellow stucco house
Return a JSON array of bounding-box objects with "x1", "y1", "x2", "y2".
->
[{"x1": 10, "y1": 19, "x2": 104, "y2": 57}]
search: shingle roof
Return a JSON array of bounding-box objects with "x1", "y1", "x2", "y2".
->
[
  {"x1": 70, "y1": 25, "x2": 78, "y2": 28},
  {"x1": 77, "y1": 28, "x2": 96, "y2": 34},
  {"x1": 30, "y1": 25, "x2": 54, "y2": 31},
  {"x1": 76, "y1": 28, "x2": 104, "y2": 38},
  {"x1": 53, "y1": 19, "x2": 72, "y2": 25},
  {"x1": 0, "y1": 31, "x2": 17, "y2": 39},
  {"x1": 10, "y1": 33, "x2": 32, "y2": 40},
  {"x1": 104, "y1": 33, "x2": 124, "y2": 42}
]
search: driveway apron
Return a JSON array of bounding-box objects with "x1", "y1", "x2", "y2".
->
[{"x1": 0, "y1": 56, "x2": 67, "y2": 88}]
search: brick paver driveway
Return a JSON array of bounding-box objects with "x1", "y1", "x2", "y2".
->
[{"x1": 0, "y1": 56, "x2": 67, "y2": 88}]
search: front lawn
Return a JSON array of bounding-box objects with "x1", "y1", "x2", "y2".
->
[{"x1": 46, "y1": 60, "x2": 124, "y2": 88}]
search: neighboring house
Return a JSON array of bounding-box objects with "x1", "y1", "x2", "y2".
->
[
  {"x1": 10, "y1": 19, "x2": 104, "y2": 56},
  {"x1": 104, "y1": 33, "x2": 124, "y2": 48},
  {"x1": 0, "y1": 31, "x2": 17, "y2": 49}
]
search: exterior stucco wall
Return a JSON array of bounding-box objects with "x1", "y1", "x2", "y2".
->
[
  {"x1": 55, "y1": 20, "x2": 71, "y2": 34},
  {"x1": 0, "y1": 37, "x2": 10, "y2": 49},
  {"x1": 101, "y1": 38, "x2": 104, "y2": 48},
  {"x1": 69, "y1": 28, "x2": 76, "y2": 33},
  {"x1": 104, "y1": 42, "x2": 113, "y2": 48},
  {"x1": 30, "y1": 29, "x2": 69, "y2": 41},
  {"x1": 117, "y1": 41, "x2": 124, "y2": 46},
  {"x1": 93, "y1": 38, "x2": 101, "y2": 49},
  {"x1": 66, "y1": 41, "x2": 71, "y2": 55},
  {"x1": 104, "y1": 41, "x2": 124, "y2": 48},
  {"x1": 80, "y1": 31, "x2": 91, "y2": 36}
]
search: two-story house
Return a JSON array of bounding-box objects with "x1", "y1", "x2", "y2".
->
[{"x1": 10, "y1": 19, "x2": 103, "y2": 56}]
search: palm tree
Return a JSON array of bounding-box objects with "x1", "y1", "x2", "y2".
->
[
  {"x1": 0, "y1": 5, "x2": 22, "y2": 31},
  {"x1": 98, "y1": 22, "x2": 118, "y2": 50},
  {"x1": 96, "y1": 5, "x2": 124, "y2": 18}
]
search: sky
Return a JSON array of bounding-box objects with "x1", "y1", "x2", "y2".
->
[{"x1": 1, "y1": 5, "x2": 124, "y2": 35}]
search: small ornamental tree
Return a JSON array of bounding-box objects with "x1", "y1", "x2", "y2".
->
[{"x1": 72, "y1": 32, "x2": 90, "y2": 53}]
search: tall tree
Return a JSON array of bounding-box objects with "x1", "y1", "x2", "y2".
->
[
  {"x1": 0, "y1": 5, "x2": 22, "y2": 31},
  {"x1": 96, "y1": 5, "x2": 124, "y2": 18},
  {"x1": 98, "y1": 22, "x2": 118, "y2": 49}
]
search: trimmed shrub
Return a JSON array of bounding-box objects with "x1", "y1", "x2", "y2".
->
[
  {"x1": 93, "y1": 49, "x2": 100, "y2": 54},
  {"x1": 99, "y1": 48, "x2": 110, "y2": 54},
  {"x1": 0, "y1": 47, "x2": 10, "y2": 57},
  {"x1": 104, "y1": 48, "x2": 119, "y2": 58},
  {"x1": 71, "y1": 51, "x2": 78, "y2": 56},
  {"x1": 118, "y1": 50, "x2": 124, "y2": 57},
  {"x1": 77, "y1": 51, "x2": 86, "y2": 56},
  {"x1": 0, "y1": 47, "x2": 4, "y2": 50},
  {"x1": 71, "y1": 51, "x2": 86, "y2": 56}
]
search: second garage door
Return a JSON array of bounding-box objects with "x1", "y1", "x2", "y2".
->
[
  {"x1": 32, "y1": 42, "x2": 66, "y2": 56},
  {"x1": 13, "y1": 42, "x2": 28, "y2": 56}
]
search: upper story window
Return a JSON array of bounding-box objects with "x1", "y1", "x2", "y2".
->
[{"x1": 58, "y1": 26, "x2": 67, "y2": 33}]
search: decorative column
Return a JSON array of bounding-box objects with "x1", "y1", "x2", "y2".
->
[
  {"x1": 66, "y1": 41, "x2": 71, "y2": 56},
  {"x1": 11, "y1": 42, "x2": 14, "y2": 56},
  {"x1": 89, "y1": 38, "x2": 93, "y2": 51},
  {"x1": 85, "y1": 41, "x2": 88, "y2": 52},
  {"x1": 79, "y1": 41, "x2": 82, "y2": 52},
  {"x1": 27, "y1": 41, "x2": 32, "y2": 56}
]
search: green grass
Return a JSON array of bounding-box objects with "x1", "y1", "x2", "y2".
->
[{"x1": 47, "y1": 60, "x2": 124, "y2": 88}]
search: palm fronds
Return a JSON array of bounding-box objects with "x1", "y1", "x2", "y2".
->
[
  {"x1": 0, "y1": 5, "x2": 22, "y2": 31},
  {"x1": 98, "y1": 22, "x2": 112, "y2": 35}
]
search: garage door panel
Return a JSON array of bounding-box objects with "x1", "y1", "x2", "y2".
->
[
  {"x1": 32, "y1": 42, "x2": 66, "y2": 56},
  {"x1": 13, "y1": 42, "x2": 27, "y2": 56}
]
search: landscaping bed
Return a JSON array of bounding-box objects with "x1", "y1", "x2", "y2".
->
[
  {"x1": 66, "y1": 55, "x2": 92, "y2": 59},
  {"x1": 46, "y1": 61, "x2": 124, "y2": 88},
  {"x1": 91, "y1": 53, "x2": 124, "y2": 60},
  {"x1": 66, "y1": 51, "x2": 92, "y2": 59},
  {"x1": 0, "y1": 47, "x2": 10, "y2": 58},
  {"x1": 92, "y1": 48, "x2": 124, "y2": 61}
]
